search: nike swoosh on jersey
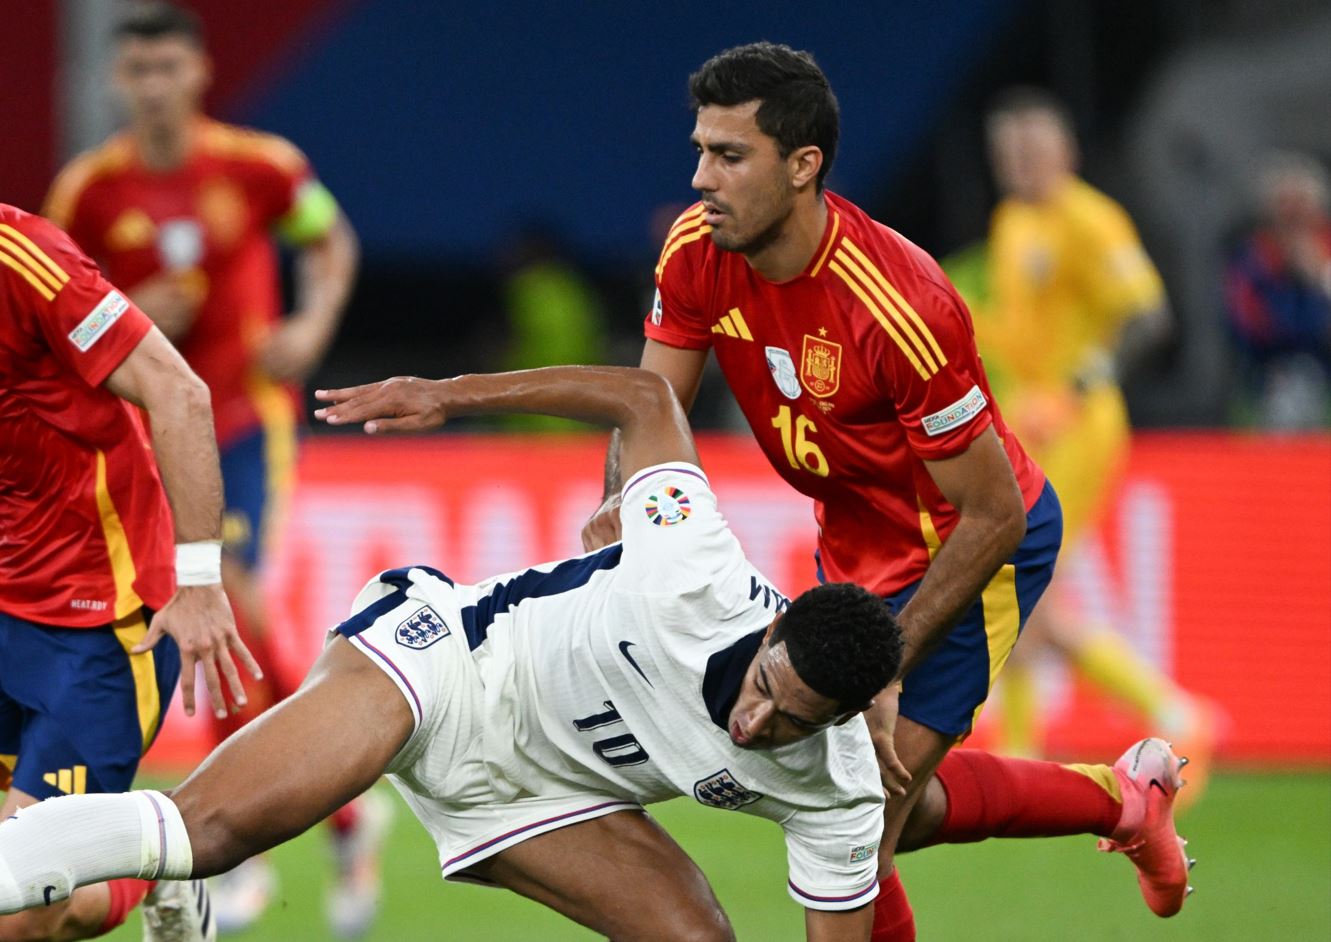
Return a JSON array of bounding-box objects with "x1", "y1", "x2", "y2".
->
[{"x1": 618, "y1": 641, "x2": 654, "y2": 688}]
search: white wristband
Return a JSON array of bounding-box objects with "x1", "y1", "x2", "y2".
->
[{"x1": 176, "y1": 540, "x2": 223, "y2": 586}]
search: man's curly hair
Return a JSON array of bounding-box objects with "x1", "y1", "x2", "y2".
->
[{"x1": 771, "y1": 582, "x2": 902, "y2": 710}]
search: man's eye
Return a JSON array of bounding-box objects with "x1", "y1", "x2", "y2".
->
[{"x1": 723, "y1": 154, "x2": 741, "y2": 164}]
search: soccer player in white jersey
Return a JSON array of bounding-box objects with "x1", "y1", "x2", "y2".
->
[{"x1": 0, "y1": 366, "x2": 902, "y2": 942}]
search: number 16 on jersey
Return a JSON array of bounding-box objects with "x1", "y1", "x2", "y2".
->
[{"x1": 771, "y1": 405, "x2": 829, "y2": 478}]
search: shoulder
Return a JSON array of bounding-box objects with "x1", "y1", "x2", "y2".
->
[
  {"x1": 43, "y1": 135, "x2": 135, "y2": 225},
  {"x1": 655, "y1": 202, "x2": 716, "y2": 283},
  {"x1": 1060, "y1": 178, "x2": 1134, "y2": 230},
  {"x1": 199, "y1": 120, "x2": 309, "y2": 176}
]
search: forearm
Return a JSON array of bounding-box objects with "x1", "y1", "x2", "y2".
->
[
  {"x1": 147, "y1": 378, "x2": 225, "y2": 543},
  {"x1": 293, "y1": 216, "x2": 358, "y2": 341},
  {"x1": 1111, "y1": 304, "x2": 1170, "y2": 385},
  {"x1": 895, "y1": 509, "x2": 1025, "y2": 679},
  {"x1": 603, "y1": 428, "x2": 623, "y2": 497}
]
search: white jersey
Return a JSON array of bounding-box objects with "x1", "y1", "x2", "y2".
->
[{"x1": 338, "y1": 462, "x2": 883, "y2": 911}]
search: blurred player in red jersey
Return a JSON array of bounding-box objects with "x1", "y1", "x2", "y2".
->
[
  {"x1": 41, "y1": 4, "x2": 378, "y2": 936},
  {"x1": 0, "y1": 203, "x2": 261, "y2": 940},
  {"x1": 572, "y1": 44, "x2": 1195, "y2": 937}
]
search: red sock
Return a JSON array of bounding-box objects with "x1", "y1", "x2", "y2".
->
[
  {"x1": 98, "y1": 879, "x2": 155, "y2": 934},
  {"x1": 328, "y1": 799, "x2": 360, "y2": 836},
  {"x1": 930, "y1": 749, "x2": 1122, "y2": 844},
  {"x1": 871, "y1": 869, "x2": 915, "y2": 942}
]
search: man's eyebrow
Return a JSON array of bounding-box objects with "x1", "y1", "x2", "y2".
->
[
  {"x1": 689, "y1": 134, "x2": 751, "y2": 154},
  {"x1": 759, "y1": 664, "x2": 823, "y2": 729}
]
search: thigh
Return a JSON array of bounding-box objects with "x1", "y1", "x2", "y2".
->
[
  {"x1": 220, "y1": 428, "x2": 272, "y2": 572},
  {"x1": 472, "y1": 809, "x2": 734, "y2": 942},
  {"x1": 877, "y1": 716, "x2": 954, "y2": 874}
]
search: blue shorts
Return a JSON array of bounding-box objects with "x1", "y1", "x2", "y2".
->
[
  {"x1": 886, "y1": 481, "x2": 1063, "y2": 737},
  {"x1": 0, "y1": 609, "x2": 180, "y2": 799},
  {"x1": 220, "y1": 423, "x2": 296, "y2": 571}
]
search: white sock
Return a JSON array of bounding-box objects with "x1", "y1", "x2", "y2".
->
[{"x1": 0, "y1": 790, "x2": 193, "y2": 913}]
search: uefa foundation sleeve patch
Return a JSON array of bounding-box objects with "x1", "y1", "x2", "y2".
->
[
  {"x1": 67, "y1": 290, "x2": 130, "y2": 352},
  {"x1": 922, "y1": 384, "x2": 987, "y2": 437}
]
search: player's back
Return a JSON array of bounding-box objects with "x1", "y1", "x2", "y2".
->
[{"x1": 0, "y1": 204, "x2": 174, "y2": 625}]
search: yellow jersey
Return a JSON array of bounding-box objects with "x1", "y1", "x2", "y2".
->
[{"x1": 985, "y1": 176, "x2": 1163, "y2": 391}]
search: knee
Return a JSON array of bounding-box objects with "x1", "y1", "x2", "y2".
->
[
  {"x1": 164, "y1": 787, "x2": 248, "y2": 878},
  {"x1": 665, "y1": 908, "x2": 735, "y2": 942}
]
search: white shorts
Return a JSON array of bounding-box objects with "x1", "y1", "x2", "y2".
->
[{"x1": 331, "y1": 566, "x2": 641, "y2": 883}]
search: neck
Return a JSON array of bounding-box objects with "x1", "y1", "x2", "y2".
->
[
  {"x1": 745, "y1": 192, "x2": 828, "y2": 282},
  {"x1": 134, "y1": 117, "x2": 194, "y2": 171}
]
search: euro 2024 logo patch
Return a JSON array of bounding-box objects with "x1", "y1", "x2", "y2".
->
[
  {"x1": 644, "y1": 486, "x2": 691, "y2": 526},
  {"x1": 394, "y1": 605, "x2": 450, "y2": 650}
]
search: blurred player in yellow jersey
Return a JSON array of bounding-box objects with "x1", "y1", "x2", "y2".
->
[{"x1": 979, "y1": 88, "x2": 1218, "y2": 797}]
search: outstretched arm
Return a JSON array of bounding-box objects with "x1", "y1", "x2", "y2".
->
[{"x1": 315, "y1": 365, "x2": 699, "y2": 483}]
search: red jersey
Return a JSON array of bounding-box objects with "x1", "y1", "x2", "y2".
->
[
  {"x1": 647, "y1": 193, "x2": 1046, "y2": 596},
  {"x1": 44, "y1": 118, "x2": 315, "y2": 448},
  {"x1": 0, "y1": 205, "x2": 174, "y2": 626}
]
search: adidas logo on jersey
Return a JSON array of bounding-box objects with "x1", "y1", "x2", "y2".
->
[
  {"x1": 42, "y1": 765, "x2": 88, "y2": 795},
  {"x1": 693, "y1": 768, "x2": 762, "y2": 810},
  {"x1": 711, "y1": 307, "x2": 753, "y2": 341}
]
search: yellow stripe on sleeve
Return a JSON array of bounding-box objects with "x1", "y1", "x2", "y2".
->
[
  {"x1": 664, "y1": 204, "x2": 706, "y2": 243},
  {"x1": 834, "y1": 247, "x2": 940, "y2": 374},
  {"x1": 828, "y1": 258, "x2": 931, "y2": 380},
  {"x1": 0, "y1": 225, "x2": 70, "y2": 285},
  {"x1": 655, "y1": 224, "x2": 712, "y2": 278},
  {"x1": 0, "y1": 235, "x2": 64, "y2": 292},
  {"x1": 841, "y1": 239, "x2": 947, "y2": 366},
  {"x1": 0, "y1": 247, "x2": 55, "y2": 301}
]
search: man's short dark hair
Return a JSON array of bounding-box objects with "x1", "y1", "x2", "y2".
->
[
  {"x1": 115, "y1": 1, "x2": 205, "y2": 46},
  {"x1": 771, "y1": 583, "x2": 901, "y2": 711},
  {"x1": 689, "y1": 42, "x2": 840, "y2": 192},
  {"x1": 986, "y1": 85, "x2": 1074, "y2": 135}
]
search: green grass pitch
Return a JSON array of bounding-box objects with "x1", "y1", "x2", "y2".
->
[{"x1": 109, "y1": 772, "x2": 1330, "y2": 940}]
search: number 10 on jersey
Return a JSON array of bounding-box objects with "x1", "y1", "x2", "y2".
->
[{"x1": 771, "y1": 405, "x2": 829, "y2": 478}]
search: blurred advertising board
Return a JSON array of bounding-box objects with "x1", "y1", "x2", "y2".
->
[{"x1": 144, "y1": 432, "x2": 1331, "y2": 769}]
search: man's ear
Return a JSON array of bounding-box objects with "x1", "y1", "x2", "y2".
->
[
  {"x1": 789, "y1": 145, "x2": 824, "y2": 191},
  {"x1": 762, "y1": 613, "x2": 782, "y2": 643}
]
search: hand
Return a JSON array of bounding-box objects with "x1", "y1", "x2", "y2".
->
[
  {"x1": 127, "y1": 272, "x2": 201, "y2": 342},
  {"x1": 581, "y1": 494, "x2": 623, "y2": 551},
  {"x1": 257, "y1": 312, "x2": 331, "y2": 383},
  {"x1": 133, "y1": 584, "x2": 263, "y2": 719},
  {"x1": 865, "y1": 684, "x2": 912, "y2": 798},
  {"x1": 314, "y1": 377, "x2": 448, "y2": 433}
]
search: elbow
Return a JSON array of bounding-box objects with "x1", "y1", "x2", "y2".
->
[
  {"x1": 999, "y1": 491, "x2": 1027, "y2": 557},
  {"x1": 623, "y1": 368, "x2": 681, "y2": 421}
]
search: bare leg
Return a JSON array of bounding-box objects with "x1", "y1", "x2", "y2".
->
[
  {"x1": 875, "y1": 717, "x2": 954, "y2": 878},
  {"x1": 0, "y1": 789, "x2": 109, "y2": 941},
  {"x1": 472, "y1": 810, "x2": 735, "y2": 942},
  {"x1": 169, "y1": 638, "x2": 412, "y2": 876}
]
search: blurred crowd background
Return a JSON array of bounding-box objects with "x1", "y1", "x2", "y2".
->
[{"x1": 5, "y1": 0, "x2": 1330, "y2": 432}]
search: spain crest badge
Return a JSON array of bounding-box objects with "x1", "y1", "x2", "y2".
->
[{"x1": 800, "y1": 334, "x2": 842, "y2": 398}]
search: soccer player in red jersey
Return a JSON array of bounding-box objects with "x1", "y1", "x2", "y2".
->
[
  {"x1": 0, "y1": 203, "x2": 260, "y2": 940},
  {"x1": 42, "y1": 4, "x2": 376, "y2": 933},
  {"x1": 574, "y1": 44, "x2": 1194, "y2": 936}
]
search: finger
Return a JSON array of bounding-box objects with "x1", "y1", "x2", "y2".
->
[
  {"x1": 217, "y1": 648, "x2": 249, "y2": 708},
  {"x1": 179, "y1": 653, "x2": 197, "y2": 717},
  {"x1": 314, "y1": 383, "x2": 381, "y2": 404},
  {"x1": 364, "y1": 414, "x2": 432, "y2": 434},
  {"x1": 316, "y1": 390, "x2": 390, "y2": 426},
  {"x1": 130, "y1": 619, "x2": 167, "y2": 654},
  {"x1": 230, "y1": 633, "x2": 264, "y2": 681},
  {"x1": 200, "y1": 654, "x2": 228, "y2": 720}
]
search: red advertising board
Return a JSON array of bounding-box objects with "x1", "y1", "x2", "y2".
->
[{"x1": 144, "y1": 432, "x2": 1331, "y2": 769}]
